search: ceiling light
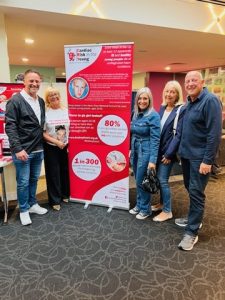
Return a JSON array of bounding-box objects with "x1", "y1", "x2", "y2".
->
[
  {"x1": 74, "y1": 0, "x2": 104, "y2": 18},
  {"x1": 164, "y1": 66, "x2": 171, "y2": 71},
  {"x1": 22, "y1": 57, "x2": 29, "y2": 62},
  {"x1": 169, "y1": 62, "x2": 186, "y2": 65},
  {"x1": 25, "y1": 38, "x2": 34, "y2": 44},
  {"x1": 62, "y1": 72, "x2": 66, "y2": 76},
  {"x1": 91, "y1": 2, "x2": 105, "y2": 18},
  {"x1": 204, "y1": 4, "x2": 225, "y2": 34},
  {"x1": 74, "y1": 0, "x2": 92, "y2": 14}
]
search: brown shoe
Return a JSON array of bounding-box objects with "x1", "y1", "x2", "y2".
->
[
  {"x1": 151, "y1": 203, "x2": 163, "y2": 212},
  {"x1": 153, "y1": 211, "x2": 173, "y2": 222},
  {"x1": 52, "y1": 205, "x2": 61, "y2": 211}
]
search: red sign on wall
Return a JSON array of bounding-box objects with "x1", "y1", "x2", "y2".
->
[{"x1": 0, "y1": 83, "x2": 23, "y2": 150}]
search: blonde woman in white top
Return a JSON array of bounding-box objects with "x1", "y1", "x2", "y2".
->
[{"x1": 43, "y1": 87, "x2": 70, "y2": 211}]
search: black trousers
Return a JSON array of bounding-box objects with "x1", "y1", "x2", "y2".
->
[{"x1": 44, "y1": 143, "x2": 70, "y2": 206}]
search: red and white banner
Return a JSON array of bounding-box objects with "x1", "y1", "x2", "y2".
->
[
  {"x1": 64, "y1": 43, "x2": 133, "y2": 209},
  {"x1": 0, "y1": 83, "x2": 23, "y2": 151}
]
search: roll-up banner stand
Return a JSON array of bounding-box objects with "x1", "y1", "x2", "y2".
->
[{"x1": 64, "y1": 42, "x2": 134, "y2": 210}]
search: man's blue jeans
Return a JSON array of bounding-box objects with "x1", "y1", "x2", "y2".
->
[
  {"x1": 132, "y1": 140, "x2": 152, "y2": 215},
  {"x1": 157, "y1": 161, "x2": 174, "y2": 213},
  {"x1": 13, "y1": 151, "x2": 44, "y2": 212},
  {"x1": 181, "y1": 158, "x2": 210, "y2": 236}
]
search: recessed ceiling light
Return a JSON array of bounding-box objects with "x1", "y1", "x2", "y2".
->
[
  {"x1": 22, "y1": 57, "x2": 29, "y2": 62},
  {"x1": 164, "y1": 66, "x2": 171, "y2": 71},
  {"x1": 62, "y1": 72, "x2": 66, "y2": 76},
  {"x1": 25, "y1": 38, "x2": 34, "y2": 44},
  {"x1": 169, "y1": 62, "x2": 186, "y2": 65}
]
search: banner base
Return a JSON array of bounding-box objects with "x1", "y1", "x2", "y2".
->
[{"x1": 69, "y1": 198, "x2": 130, "y2": 211}]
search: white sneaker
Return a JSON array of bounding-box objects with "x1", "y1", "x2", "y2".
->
[
  {"x1": 29, "y1": 204, "x2": 48, "y2": 215},
  {"x1": 178, "y1": 234, "x2": 199, "y2": 251},
  {"x1": 20, "y1": 211, "x2": 32, "y2": 226},
  {"x1": 136, "y1": 212, "x2": 150, "y2": 220},
  {"x1": 129, "y1": 206, "x2": 140, "y2": 215}
]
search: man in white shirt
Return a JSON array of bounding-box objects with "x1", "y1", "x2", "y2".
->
[{"x1": 5, "y1": 69, "x2": 48, "y2": 225}]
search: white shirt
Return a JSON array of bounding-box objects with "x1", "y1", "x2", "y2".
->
[
  {"x1": 20, "y1": 89, "x2": 41, "y2": 124},
  {"x1": 161, "y1": 110, "x2": 171, "y2": 131},
  {"x1": 44, "y1": 108, "x2": 70, "y2": 146}
]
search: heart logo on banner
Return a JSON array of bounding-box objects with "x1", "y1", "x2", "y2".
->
[{"x1": 0, "y1": 87, "x2": 7, "y2": 94}]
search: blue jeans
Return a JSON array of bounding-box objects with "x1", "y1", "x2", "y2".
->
[
  {"x1": 13, "y1": 151, "x2": 44, "y2": 212},
  {"x1": 181, "y1": 158, "x2": 209, "y2": 236},
  {"x1": 157, "y1": 161, "x2": 174, "y2": 213},
  {"x1": 132, "y1": 140, "x2": 152, "y2": 215}
]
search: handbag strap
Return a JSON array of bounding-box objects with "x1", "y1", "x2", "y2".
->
[{"x1": 147, "y1": 168, "x2": 156, "y2": 177}]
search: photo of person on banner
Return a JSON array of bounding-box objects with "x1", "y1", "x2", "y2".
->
[
  {"x1": 0, "y1": 94, "x2": 7, "y2": 116},
  {"x1": 69, "y1": 77, "x2": 89, "y2": 99},
  {"x1": 106, "y1": 150, "x2": 126, "y2": 172}
]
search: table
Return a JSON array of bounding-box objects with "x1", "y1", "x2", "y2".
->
[{"x1": 0, "y1": 157, "x2": 12, "y2": 225}]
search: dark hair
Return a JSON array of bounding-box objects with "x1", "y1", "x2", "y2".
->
[
  {"x1": 56, "y1": 125, "x2": 66, "y2": 131},
  {"x1": 15, "y1": 73, "x2": 24, "y2": 82},
  {"x1": 24, "y1": 69, "x2": 41, "y2": 78}
]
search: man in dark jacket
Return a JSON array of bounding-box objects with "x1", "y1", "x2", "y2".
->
[
  {"x1": 5, "y1": 69, "x2": 48, "y2": 225},
  {"x1": 177, "y1": 71, "x2": 222, "y2": 251}
]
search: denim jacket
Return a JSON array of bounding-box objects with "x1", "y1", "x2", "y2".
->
[{"x1": 130, "y1": 109, "x2": 160, "y2": 165}]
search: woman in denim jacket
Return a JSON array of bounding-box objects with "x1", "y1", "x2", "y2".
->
[
  {"x1": 152, "y1": 81, "x2": 185, "y2": 222},
  {"x1": 129, "y1": 87, "x2": 161, "y2": 220}
]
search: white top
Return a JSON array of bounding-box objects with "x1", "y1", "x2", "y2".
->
[
  {"x1": 161, "y1": 110, "x2": 171, "y2": 131},
  {"x1": 44, "y1": 108, "x2": 70, "y2": 146},
  {"x1": 20, "y1": 90, "x2": 41, "y2": 124}
]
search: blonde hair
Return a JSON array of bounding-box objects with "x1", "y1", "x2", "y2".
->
[
  {"x1": 134, "y1": 87, "x2": 153, "y2": 117},
  {"x1": 73, "y1": 77, "x2": 87, "y2": 87},
  {"x1": 44, "y1": 87, "x2": 63, "y2": 109},
  {"x1": 162, "y1": 80, "x2": 184, "y2": 106}
]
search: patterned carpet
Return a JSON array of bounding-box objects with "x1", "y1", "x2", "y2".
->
[{"x1": 0, "y1": 175, "x2": 225, "y2": 300}]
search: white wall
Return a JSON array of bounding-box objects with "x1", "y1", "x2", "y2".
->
[
  {"x1": 0, "y1": 13, "x2": 10, "y2": 82},
  {"x1": 132, "y1": 73, "x2": 146, "y2": 90}
]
